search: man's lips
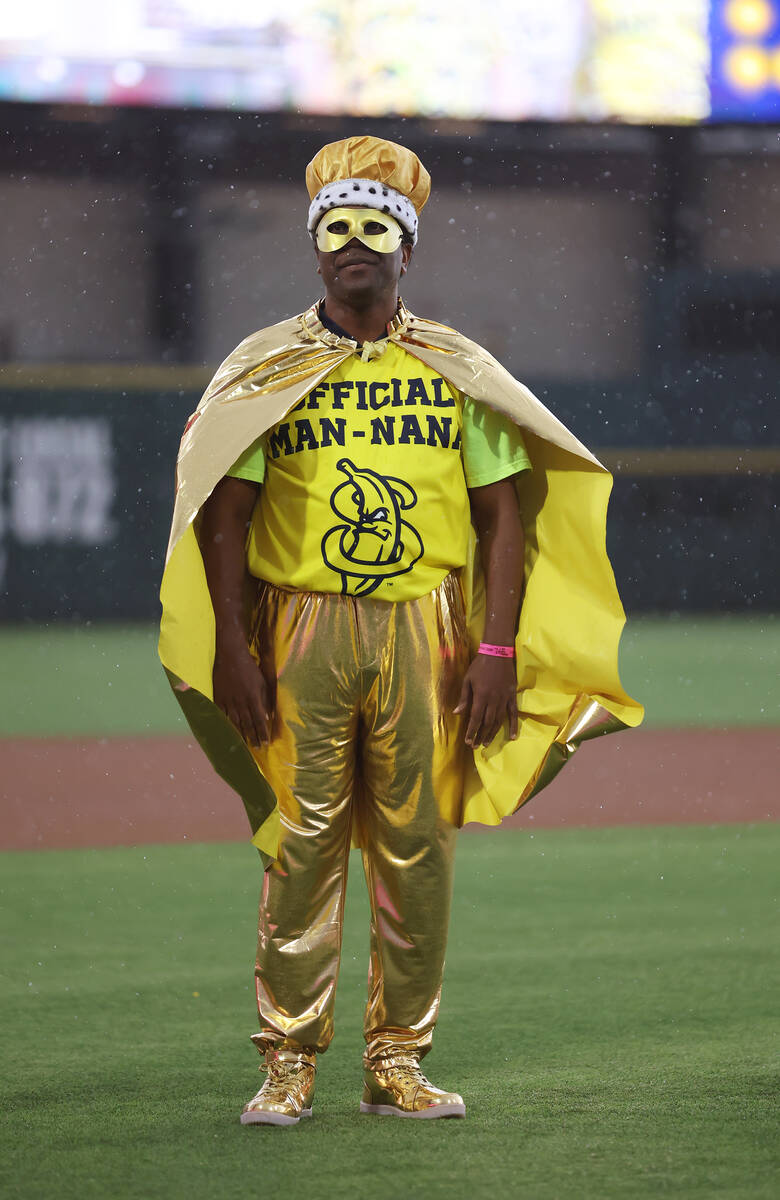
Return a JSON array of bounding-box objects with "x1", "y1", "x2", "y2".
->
[{"x1": 336, "y1": 252, "x2": 379, "y2": 270}]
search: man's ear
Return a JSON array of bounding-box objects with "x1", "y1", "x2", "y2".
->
[{"x1": 400, "y1": 243, "x2": 413, "y2": 277}]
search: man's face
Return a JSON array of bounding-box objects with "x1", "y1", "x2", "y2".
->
[{"x1": 314, "y1": 206, "x2": 413, "y2": 304}]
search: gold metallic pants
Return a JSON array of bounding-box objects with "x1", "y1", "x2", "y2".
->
[{"x1": 248, "y1": 575, "x2": 468, "y2": 1066}]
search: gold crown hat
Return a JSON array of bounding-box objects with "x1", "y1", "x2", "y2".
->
[{"x1": 306, "y1": 135, "x2": 431, "y2": 245}]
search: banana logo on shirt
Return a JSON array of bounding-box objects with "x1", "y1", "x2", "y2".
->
[{"x1": 321, "y1": 458, "x2": 424, "y2": 596}]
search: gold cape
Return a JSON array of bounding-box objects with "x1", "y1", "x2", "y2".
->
[{"x1": 159, "y1": 300, "x2": 643, "y2": 861}]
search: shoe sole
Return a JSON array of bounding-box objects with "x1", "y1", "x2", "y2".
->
[
  {"x1": 240, "y1": 1107, "x2": 313, "y2": 1126},
  {"x1": 359, "y1": 1101, "x2": 465, "y2": 1119}
]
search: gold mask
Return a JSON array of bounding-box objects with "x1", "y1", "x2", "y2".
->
[{"x1": 315, "y1": 207, "x2": 403, "y2": 254}]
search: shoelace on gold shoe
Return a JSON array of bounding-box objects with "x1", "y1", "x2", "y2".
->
[
  {"x1": 257, "y1": 1060, "x2": 311, "y2": 1102},
  {"x1": 380, "y1": 1061, "x2": 430, "y2": 1088}
]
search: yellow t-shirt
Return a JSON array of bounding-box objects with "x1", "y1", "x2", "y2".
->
[{"x1": 228, "y1": 342, "x2": 530, "y2": 601}]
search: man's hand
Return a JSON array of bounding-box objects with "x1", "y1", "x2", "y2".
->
[
  {"x1": 454, "y1": 654, "x2": 518, "y2": 748},
  {"x1": 213, "y1": 634, "x2": 274, "y2": 748}
]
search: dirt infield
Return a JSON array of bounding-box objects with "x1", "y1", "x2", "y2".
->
[{"x1": 1, "y1": 728, "x2": 776, "y2": 851}]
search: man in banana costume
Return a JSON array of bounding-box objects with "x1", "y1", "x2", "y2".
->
[{"x1": 159, "y1": 135, "x2": 642, "y2": 1125}]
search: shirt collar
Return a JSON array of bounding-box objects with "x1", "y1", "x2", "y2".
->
[
  {"x1": 299, "y1": 298, "x2": 411, "y2": 358},
  {"x1": 317, "y1": 301, "x2": 388, "y2": 346}
]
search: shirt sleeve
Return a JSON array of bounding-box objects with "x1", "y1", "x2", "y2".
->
[
  {"x1": 460, "y1": 397, "x2": 532, "y2": 488},
  {"x1": 225, "y1": 435, "x2": 266, "y2": 485}
]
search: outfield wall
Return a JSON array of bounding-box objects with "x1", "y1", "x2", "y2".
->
[
  {"x1": 2, "y1": 119, "x2": 778, "y2": 621},
  {"x1": 0, "y1": 366, "x2": 777, "y2": 621}
]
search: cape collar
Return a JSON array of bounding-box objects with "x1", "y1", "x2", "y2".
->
[{"x1": 299, "y1": 298, "x2": 411, "y2": 355}]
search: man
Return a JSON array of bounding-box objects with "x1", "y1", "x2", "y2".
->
[{"x1": 159, "y1": 135, "x2": 642, "y2": 1126}]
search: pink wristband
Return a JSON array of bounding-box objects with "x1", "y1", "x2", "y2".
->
[{"x1": 477, "y1": 642, "x2": 515, "y2": 659}]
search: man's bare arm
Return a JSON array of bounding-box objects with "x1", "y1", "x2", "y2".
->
[
  {"x1": 455, "y1": 477, "x2": 524, "y2": 747},
  {"x1": 199, "y1": 476, "x2": 273, "y2": 746}
]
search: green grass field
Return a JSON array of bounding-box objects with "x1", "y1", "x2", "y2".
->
[
  {"x1": 1, "y1": 615, "x2": 779, "y2": 737},
  {"x1": 2, "y1": 826, "x2": 778, "y2": 1200},
  {"x1": 2, "y1": 619, "x2": 777, "y2": 1196}
]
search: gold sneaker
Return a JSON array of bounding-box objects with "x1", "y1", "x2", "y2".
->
[
  {"x1": 360, "y1": 1056, "x2": 465, "y2": 1119},
  {"x1": 240, "y1": 1047, "x2": 316, "y2": 1126}
]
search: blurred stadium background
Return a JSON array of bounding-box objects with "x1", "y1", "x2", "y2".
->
[
  {"x1": 1, "y1": 2, "x2": 780, "y2": 625},
  {"x1": 1, "y1": 3, "x2": 778, "y2": 1196}
]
